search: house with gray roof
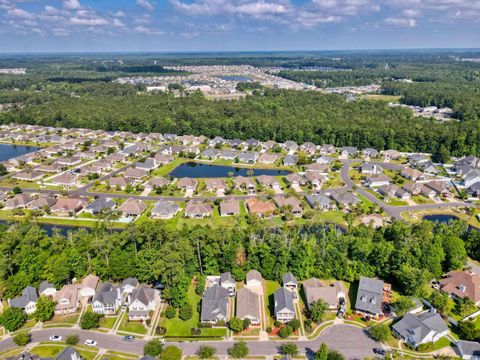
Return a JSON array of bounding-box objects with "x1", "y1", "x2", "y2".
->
[
  {"x1": 219, "y1": 199, "x2": 240, "y2": 216},
  {"x1": 128, "y1": 284, "x2": 158, "y2": 321},
  {"x1": 39, "y1": 281, "x2": 56, "y2": 297},
  {"x1": 199, "y1": 148, "x2": 219, "y2": 160},
  {"x1": 340, "y1": 147, "x2": 357, "y2": 158},
  {"x1": 9, "y1": 286, "x2": 38, "y2": 315},
  {"x1": 330, "y1": 191, "x2": 360, "y2": 209},
  {"x1": 200, "y1": 284, "x2": 229, "y2": 324},
  {"x1": 246, "y1": 270, "x2": 263, "y2": 288},
  {"x1": 238, "y1": 151, "x2": 259, "y2": 164},
  {"x1": 151, "y1": 200, "x2": 180, "y2": 219},
  {"x1": 84, "y1": 196, "x2": 116, "y2": 215},
  {"x1": 236, "y1": 287, "x2": 261, "y2": 325},
  {"x1": 282, "y1": 272, "x2": 298, "y2": 291},
  {"x1": 218, "y1": 150, "x2": 238, "y2": 161},
  {"x1": 274, "y1": 287, "x2": 295, "y2": 323},
  {"x1": 305, "y1": 193, "x2": 333, "y2": 210},
  {"x1": 355, "y1": 276, "x2": 383, "y2": 317},
  {"x1": 55, "y1": 347, "x2": 82, "y2": 360},
  {"x1": 92, "y1": 282, "x2": 122, "y2": 315},
  {"x1": 392, "y1": 310, "x2": 449, "y2": 348},
  {"x1": 220, "y1": 272, "x2": 236, "y2": 291},
  {"x1": 456, "y1": 340, "x2": 480, "y2": 359},
  {"x1": 283, "y1": 155, "x2": 298, "y2": 166}
]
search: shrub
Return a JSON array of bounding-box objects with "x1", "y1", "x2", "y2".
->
[
  {"x1": 242, "y1": 318, "x2": 251, "y2": 330},
  {"x1": 165, "y1": 306, "x2": 176, "y2": 319},
  {"x1": 278, "y1": 325, "x2": 293, "y2": 338},
  {"x1": 228, "y1": 341, "x2": 249, "y2": 359},
  {"x1": 369, "y1": 324, "x2": 392, "y2": 342},
  {"x1": 229, "y1": 317, "x2": 244, "y2": 333},
  {"x1": 65, "y1": 334, "x2": 79, "y2": 346},
  {"x1": 266, "y1": 326, "x2": 272, "y2": 333},
  {"x1": 196, "y1": 345, "x2": 216, "y2": 359},
  {"x1": 144, "y1": 339, "x2": 164, "y2": 357},
  {"x1": 198, "y1": 322, "x2": 213, "y2": 328},
  {"x1": 79, "y1": 311, "x2": 102, "y2": 330},
  {"x1": 274, "y1": 320, "x2": 282, "y2": 328},
  {"x1": 288, "y1": 318, "x2": 301, "y2": 332},
  {"x1": 281, "y1": 342, "x2": 298, "y2": 356},
  {"x1": 12, "y1": 332, "x2": 30, "y2": 346},
  {"x1": 179, "y1": 304, "x2": 193, "y2": 321},
  {"x1": 191, "y1": 327, "x2": 201, "y2": 336},
  {"x1": 216, "y1": 319, "x2": 226, "y2": 326},
  {"x1": 160, "y1": 345, "x2": 182, "y2": 360},
  {"x1": 156, "y1": 326, "x2": 167, "y2": 336}
]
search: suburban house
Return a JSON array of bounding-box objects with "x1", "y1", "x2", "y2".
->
[
  {"x1": 362, "y1": 148, "x2": 379, "y2": 159},
  {"x1": 219, "y1": 199, "x2": 240, "y2": 216},
  {"x1": 12, "y1": 170, "x2": 43, "y2": 182},
  {"x1": 283, "y1": 155, "x2": 298, "y2": 166},
  {"x1": 9, "y1": 286, "x2": 38, "y2": 315},
  {"x1": 361, "y1": 163, "x2": 383, "y2": 175},
  {"x1": 340, "y1": 147, "x2": 357, "y2": 158},
  {"x1": 456, "y1": 340, "x2": 480, "y2": 360},
  {"x1": 108, "y1": 176, "x2": 131, "y2": 190},
  {"x1": 177, "y1": 177, "x2": 198, "y2": 192},
  {"x1": 237, "y1": 151, "x2": 259, "y2": 164},
  {"x1": 4, "y1": 193, "x2": 33, "y2": 210},
  {"x1": 236, "y1": 287, "x2": 261, "y2": 325},
  {"x1": 54, "y1": 347, "x2": 83, "y2": 360},
  {"x1": 51, "y1": 196, "x2": 87, "y2": 216},
  {"x1": 273, "y1": 287, "x2": 295, "y2": 323},
  {"x1": 355, "y1": 276, "x2": 384, "y2": 318},
  {"x1": 401, "y1": 167, "x2": 425, "y2": 181},
  {"x1": 84, "y1": 196, "x2": 116, "y2": 215},
  {"x1": 305, "y1": 163, "x2": 329, "y2": 173},
  {"x1": 305, "y1": 193, "x2": 333, "y2": 210},
  {"x1": 200, "y1": 284, "x2": 229, "y2": 324},
  {"x1": 118, "y1": 198, "x2": 147, "y2": 217},
  {"x1": 302, "y1": 278, "x2": 346, "y2": 310},
  {"x1": 246, "y1": 198, "x2": 276, "y2": 217},
  {"x1": 54, "y1": 284, "x2": 81, "y2": 314},
  {"x1": 124, "y1": 167, "x2": 148, "y2": 181},
  {"x1": 128, "y1": 285, "x2": 158, "y2": 321},
  {"x1": 29, "y1": 194, "x2": 57, "y2": 210},
  {"x1": 330, "y1": 191, "x2": 360, "y2": 209},
  {"x1": 304, "y1": 171, "x2": 325, "y2": 189},
  {"x1": 258, "y1": 153, "x2": 279, "y2": 165},
  {"x1": 122, "y1": 277, "x2": 139, "y2": 301},
  {"x1": 246, "y1": 270, "x2": 263, "y2": 288},
  {"x1": 285, "y1": 173, "x2": 307, "y2": 187},
  {"x1": 424, "y1": 181, "x2": 451, "y2": 198},
  {"x1": 92, "y1": 282, "x2": 122, "y2": 315},
  {"x1": 184, "y1": 200, "x2": 213, "y2": 218},
  {"x1": 392, "y1": 310, "x2": 449, "y2": 349},
  {"x1": 256, "y1": 175, "x2": 281, "y2": 191},
  {"x1": 440, "y1": 270, "x2": 480, "y2": 305},
  {"x1": 39, "y1": 281, "x2": 56, "y2": 298},
  {"x1": 151, "y1": 200, "x2": 180, "y2": 219},
  {"x1": 232, "y1": 176, "x2": 256, "y2": 191},
  {"x1": 50, "y1": 172, "x2": 78, "y2": 187},
  {"x1": 80, "y1": 274, "x2": 100, "y2": 300},
  {"x1": 365, "y1": 174, "x2": 392, "y2": 188},
  {"x1": 402, "y1": 182, "x2": 423, "y2": 196},
  {"x1": 320, "y1": 144, "x2": 336, "y2": 155},
  {"x1": 220, "y1": 272, "x2": 236, "y2": 291},
  {"x1": 382, "y1": 149, "x2": 402, "y2": 162},
  {"x1": 145, "y1": 177, "x2": 170, "y2": 191},
  {"x1": 283, "y1": 272, "x2": 298, "y2": 292},
  {"x1": 274, "y1": 195, "x2": 302, "y2": 216},
  {"x1": 204, "y1": 179, "x2": 227, "y2": 193}
]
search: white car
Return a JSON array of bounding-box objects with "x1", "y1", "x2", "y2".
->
[
  {"x1": 49, "y1": 335, "x2": 62, "y2": 342},
  {"x1": 84, "y1": 339, "x2": 97, "y2": 347},
  {"x1": 160, "y1": 339, "x2": 166, "y2": 345}
]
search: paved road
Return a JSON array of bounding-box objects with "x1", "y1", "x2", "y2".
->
[
  {"x1": 0, "y1": 324, "x2": 377, "y2": 359},
  {"x1": 339, "y1": 159, "x2": 472, "y2": 220}
]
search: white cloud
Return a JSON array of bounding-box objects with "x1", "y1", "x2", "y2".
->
[
  {"x1": 69, "y1": 16, "x2": 110, "y2": 26},
  {"x1": 111, "y1": 10, "x2": 126, "y2": 17},
  {"x1": 63, "y1": 0, "x2": 81, "y2": 10},
  {"x1": 384, "y1": 17, "x2": 417, "y2": 27},
  {"x1": 113, "y1": 18, "x2": 125, "y2": 27},
  {"x1": 171, "y1": 0, "x2": 293, "y2": 17},
  {"x1": 136, "y1": 0, "x2": 155, "y2": 11},
  {"x1": 134, "y1": 25, "x2": 164, "y2": 35},
  {"x1": 7, "y1": 8, "x2": 35, "y2": 20}
]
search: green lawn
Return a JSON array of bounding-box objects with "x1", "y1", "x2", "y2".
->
[
  {"x1": 264, "y1": 280, "x2": 281, "y2": 327},
  {"x1": 161, "y1": 280, "x2": 227, "y2": 338},
  {"x1": 117, "y1": 312, "x2": 147, "y2": 335},
  {"x1": 416, "y1": 337, "x2": 452, "y2": 353},
  {"x1": 31, "y1": 345, "x2": 97, "y2": 360},
  {"x1": 44, "y1": 313, "x2": 79, "y2": 325},
  {"x1": 99, "y1": 316, "x2": 117, "y2": 329}
]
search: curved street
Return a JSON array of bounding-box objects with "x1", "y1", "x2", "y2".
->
[{"x1": 0, "y1": 324, "x2": 378, "y2": 359}]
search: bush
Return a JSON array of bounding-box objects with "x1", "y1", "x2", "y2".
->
[
  {"x1": 144, "y1": 339, "x2": 164, "y2": 357},
  {"x1": 242, "y1": 318, "x2": 251, "y2": 330},
  {"x1": 65, "y1": 334, "x2": 79, "y2": 346},
  {"x1": 160, "y1": 345, "x2": 182, "y2": 360},
  {"x1": 196, "y1": 345, "x2": 216, "y2": 359},
  {"x1": 12, "y1": 332, "x2": 30, "y2": 346},
  {"x1": 229, "y1": 317, "x2": 244, "y2": 333},
  {"x1": 266, "y1": 326, "x2": 272, "y2": 333},
  {"x1": 274, "y1": 320, "x2": 282, "y2": 328},
  {"x1": 191, "y1": 327, "x2": 201, "y2": 336},
  {"x1": 288, "y1": 318, "x2": 301, "y2": 332},
  {"x1": 310, "y1": 300, "x2": 328, "y2": 323},
  {"x1": 156, "y1": 326, "x2": 167, "y2": 336},
  {"x1": 369, "y1": 324, "x2": 392, "y2": 342},
  {"x1": 216, "y1": 319, "x2": 226, "y2": 326},
  {"x1": 228, "y1": 341, "x2": 249, "y2": 358},
  {"x1": 0, "y1": 307, "x2": 27, "y2": 332},
  {"x1": 79, "y1": 311, "x2": 102, "y2": 330},
  {"x1": 165, "y1": 306, "x2": 176, "y2": 319},
  {"x1": 281, "y1": 342, "x2": 298, "y2": 356},
  {"x1": 179, "y1": 304, "x2": 193, "y2": 321},
  {"x1": 278, "y1": 325, "x2": 293, "y2": 338},
  {"x1": 198, "y1": 322, "x2": 213, "y2": 328}
]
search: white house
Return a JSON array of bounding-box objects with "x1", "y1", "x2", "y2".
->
[
  {"x1": 92, "y1": 283, "x2": 122, "y2": 315},
  {"x1": 128, "y1": 285, "x2": 158, "y2": 321}
]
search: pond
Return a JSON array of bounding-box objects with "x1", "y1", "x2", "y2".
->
[
  {"x1": 0, "y1": 143, "x2": 40, "y2": 162},
  {"x1": 169, "y1": 162, "x2": 291, "y2": 178},
  {"x1": 423, "y1": 214, "x2": 460, "y2": 223},
  {"x1": 0, "y1": 220, "x2": 122, "y2": 236}
]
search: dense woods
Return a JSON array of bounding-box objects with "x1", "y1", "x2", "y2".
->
[{"x1": 0, "y1": 218, "x2": 477, "y2": 306}]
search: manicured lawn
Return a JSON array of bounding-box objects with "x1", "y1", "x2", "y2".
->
[
  {"x1": 99, "y1": 316, "x2": 117, "y2": 329},
  {"x1": 417, "y1": 337, "x2": 452, "y2": 353},
  {"x1": 31, "y1": 345, "x2": 97, "y2": 360},
  {"x1": 161, "y1": 280, "x2": 226, "y2": 338},
  {"x1": 264, "y1": 280, "x2": 280, "y2": 327},
  {"x1": 117, "y1": 312, "x2": 147, "y2": 335},
  {"x1": 44, "y1": 313, "x2": 79, "y2": 325},
  {"x1": 412, "y1": 196, "x2": 434, "y2": 204}
]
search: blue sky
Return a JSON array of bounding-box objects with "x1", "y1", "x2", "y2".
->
[{"x1": 0, "y1": 0, "x2": 479, "y2": 53}]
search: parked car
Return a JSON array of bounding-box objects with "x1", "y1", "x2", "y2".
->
[
  {"x1": 49, "y1": 335, "x2": 62, "y2": 342},
  {"x1": 373, "y1": 348, "x2": 386, "y2": 355},
  {"x1": 123, "y1": 335, "x2": 135, "y2": 342},
  {"x1": 228, "y1": 288, "x2": 235, "y2": 297},
  {"x1": 121, "y1": 304, "x2": 128, "y2": 311},
  {"x1": 160, "y1": 339, "x2": 166, "y2": 345},
  {"x1": 337, "y1": 307, "x2": 345, "y2": 318},
  {"x1": 84, "y1": 339, "x2": 97, "y2": 347},
  {"x1": 339, "y1": 297, "x2": 346, "y2": 306}
]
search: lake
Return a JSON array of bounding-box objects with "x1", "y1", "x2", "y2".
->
[
  {"x1": 423, "y1": 214, "x2": 460, "y2": 223},
  {"x1": 218, "y1": 75, "x2": 252, "y2": 82},
  {"x1": 169, "y1": 162, "x2": 291, "y2": 178},
  {"x1": 0, "y1": 143, "x2": 40, "y2": 162}
]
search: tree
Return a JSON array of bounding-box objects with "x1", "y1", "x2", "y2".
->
[
  {"x1": 196, "y1": 345, "x2": 216, "y2": 359},
  {"x1": 310, "y1": 300, "x2": 328, "y2": 323},
  {"x1": 288, "y1": 318, "x2": 301, "y2": 332},
  {"x1": 315, "y1": 343, "x2": 329, "y2": 360},
  {"x1": 179, "y1": 304, "x2": 193, "y2": 321},
  {"x1": 391, "y1": 296, "x2": 415, "y2": 317},
  {"x1": 242, "y1": 318, "x2": 251, "y2": 330},
  {"x1": 282, "y1": 342, "x2": 298, "y2": 356},
  {"x1": 165, "y1": 306, "x2": 176, "y2": 319},
  {"x1": 160, "y1": 345, "x2": 182, "y2": 360},
  {"x1": 429, "y1": 292, "x2": 451, "y2": 315},
  {"x1": 12, "y1": 186, "x2": 22, "y2": 194},
  {"x1": 0, "y1": 307, "x2": 27, "y2": 332},
  {"x1": 278, "y1": 325, "x2": 293, "y2": 338},
  {"x1": 79, "y1": 311, "x2": 102, "y2": 330},
  {"x1": 144, "y1": 339, "x2": 164, "y2": 357},
  {"x1": 369, "y1": 324, "x2": 392, "y2": 342},
  {"x1": 65, "y1": 334, "x2": 79, "y2": 346},
  {"x1": 0, "y1": 163, "x2": 7, "y2": 176},
  {"x1": 457, "y1": 320, "x2": 479, "y2": 341},
  {"x1": 228, "y1": 341, "x2": 249, "y2": 358},
  {"x1": 12, "y1": 332, "x2": 30, "y2": 346},
  {"x1": 327, "y1": 349, "x2": 345, "y2": 360},
  {"x1": 229, "y1": 317, "x2": 244, "y2": 333},
  {"x1": 34, "y1": 295, "x2": 55, "y2": 322},
  {"x1": 456, "y1": 298, "x2": 477, "y2": 318}
]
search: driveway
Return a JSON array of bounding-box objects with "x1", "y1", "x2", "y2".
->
[{"x1": 0, "y1": 324, "x2": 377, "y2": 359}]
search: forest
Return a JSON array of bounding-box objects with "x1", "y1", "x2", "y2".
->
[{"x1": 0, "y1": 217, "x2": 478, "y2": 307}]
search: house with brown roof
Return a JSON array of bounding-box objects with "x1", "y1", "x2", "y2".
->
[
  {"x1": 401, "y1": 167, "x2": 425, "y2": 181},
  {"x1": 50, "y1": 172, "x2": 78, "y2": 187},
  {"x1": 246, "y1": 198, "x2": 276, "y2": 217},
  {"x1": 274, "y1": 195, "x2": 302, "y2": 216},
  {"x1": 108, "y1": 176, "x2": 131, "y2": 190},
  {"x1": 145, "y1": 177, "x2": 170, "y2": 190},
  {"x1": 305, "y1": 162, "x2": 329, "y2": 173},
  {"x1": 284, "y1": 173, "x2": 307, "y2": 187},
  {"x1": 236, "y1": 287, "x2": 261, "y2": 325},
  {"x1": 12, "y1": 170, "x2": 43, "y2": 182},
  {"x1": 232, "y1": 176, "x2": 256, "y2": 191},
  {"x1": 80, "y1": 274, "x2": 100, "y2": 299},
  {"x1": 177, "y1": 178, "x2": 198, "y2": 192},
  {"x1": 124, "y1": 167, "x2": 148, "y2": 181},
  {"x1": 51, "y1": 196, "x2": 87, "y2": 216},
  {"x1": 219, "y1": 199, "x2": 240, "y2": 216},
  {"x1": 402, "y1": 182, "x2": 422, "y2": 196},
  {"x1": 365, "y1": 174, "x2": 392, "y2": 188},
  {"x1": 440, "y1": 271, "x2": 480, "y2": 305},
  {"x1": 29, "y1": 194, "x2": 57, "y2": 210},
  {"x1": 304, "y1": 171, "x2": 325, "y2": 189},
  {"x1": 54, "y1": 284, "x2": 81, "y2": 314},
  {"x1": 204, "y1": 179, "x2": 227, "y2": 192},
  {"x1": 425, "y1": 181, "x2": 451, "y2": 197},
  {"x1": 185, "y1": 200, "x2": 213, "y2": 218},
  {"x1": 258, "y1": 153, "x2": 280, "y2": 165},
  {"x1": 256, "y1": 175, "x2": 281, "y2": 191},
  {"x1": 303, "y1": 278, "x2": 346, "y2": 310},
  {"x1": 118, "y1": 198, "x2": 147, "y2": 217},
  {"x1": 4, "y1": 194, "x2": 33, "y2": 210}
]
